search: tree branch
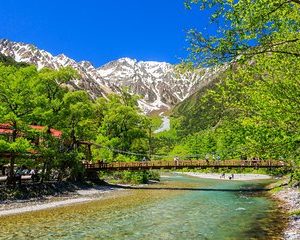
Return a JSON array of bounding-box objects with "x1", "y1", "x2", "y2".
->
[
  {"x1": 243, "y1": 49, "x2": 300, "y2": 57},
  {"x1": 267, "y1": 50, "x2": 300, "y2": 57},
  {"x1": 264, "y1": 0, "x2": 293, "y2": 18},
  {"x1": 291, "y1": 0, "x2": 300, "y2": 5},
  {"x1": 267, "y1": 38, "x2": 300, "y2": 48},
  {"x1": 232, "y1": 38, "x2": 300, "y2": 58}
]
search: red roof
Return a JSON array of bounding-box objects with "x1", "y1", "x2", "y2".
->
[
  {"x1": 30, "y1": 125, "x2": 62, "y2": 138},
  {"x1": 0, "y1": 124, "x2": 13, "y2": 135},
  {"x1": 0, "y1": 124, "x2": 62, "y2": 138}
]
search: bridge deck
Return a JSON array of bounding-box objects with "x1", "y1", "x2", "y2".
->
[{"x1": 84, "y1": 159, "x2": 286, "y2": 171}]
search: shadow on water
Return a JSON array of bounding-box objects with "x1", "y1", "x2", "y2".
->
[{"x1": 107, "y1": 184, "x2": 269, "y2": 192}]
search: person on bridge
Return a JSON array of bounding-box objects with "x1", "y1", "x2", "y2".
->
[
  {"x1": 205, "y1": 154, "x2": 209, "y2": 165},
  {"x1": 174, "y1": 156, "x2": 179, "y2": 166}
]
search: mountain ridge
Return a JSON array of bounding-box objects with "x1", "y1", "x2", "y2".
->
[{"x1": 0, "y1": 39, "x2": 219, "y2": 114}]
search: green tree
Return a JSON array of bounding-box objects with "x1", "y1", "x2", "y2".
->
[
  {"x1": 32, "y1": 67, "x2": 80, "y2": 181},
  {"x1": 33, "y1": 67, "x2": 78, "y2": 129},
  {"x1": 171, "y1": 0, "x2": 300, "y2": 171},
  {"x1": 61, "y1": 90, "x2": 95, "y2": 149},
  {"x1": 93, "y1": 94, "x2": 150, "y2": 162},
  {"x1": 0, "y1": 64, "x2": 38, "y2": 182},
  {"x1": 185, "y1": 0, "x2": 300, "y2": 66}
]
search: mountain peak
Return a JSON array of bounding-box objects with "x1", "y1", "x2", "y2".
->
[
  {"x1": 55, "y1": 53, "x2": 67, "y2": 59},
  {"x1": 0, "y1": 39, "x2": 218, "y2": 114},
  {"x1": 118, "y1": 57, "x2": 137, "y2": 63},
  {"x1": 79, "y1": 60, "x2": 94, "y2": 68}
]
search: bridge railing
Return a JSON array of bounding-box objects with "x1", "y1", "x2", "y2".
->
[{"x1": 83, "y1": 159, "x2": 286, "y2": 170}]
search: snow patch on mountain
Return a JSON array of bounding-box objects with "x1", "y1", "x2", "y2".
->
[{"x1": 0, "y1": 39, "x2": 221, "y2": 114}]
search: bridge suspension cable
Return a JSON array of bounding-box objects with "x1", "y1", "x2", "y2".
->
[
  {"x1": 79, "y1": 141, "x2": 167, "y2": 158},
  {"x1": 79, "y1": 141, "x2": 283, "y2": 161}
]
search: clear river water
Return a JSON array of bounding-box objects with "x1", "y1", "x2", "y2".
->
[{"x1": 0, "y1": 174, "x2": 287, "y2": 240}]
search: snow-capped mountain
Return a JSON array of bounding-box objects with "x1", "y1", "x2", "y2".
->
[{"x1": 0, "y1": 39, "x2": 218, "y2": 114}]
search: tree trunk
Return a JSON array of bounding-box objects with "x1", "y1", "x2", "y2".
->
[
  {"x1": 70, "y1": 126, "x2": 77, "y2": 150},
  {"x1": 40, "y1": 162, "x2": 47, "y2": 183},
  {"x1": 7, "y1": 123, "x2": 17, "y2": 187},
  {"x1": 40, "y1": 125, "x2": 52, "y2": 183},
  {"x1": 148, "y1": 126, "x2": 152, "y2": 160},
  {"x1": 87, "y1": 144, "x2": 92, "y2": 161}
]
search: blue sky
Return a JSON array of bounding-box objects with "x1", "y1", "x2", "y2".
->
[{"x1": 0, "y1": 0, "x2": 212, "y2": 66}]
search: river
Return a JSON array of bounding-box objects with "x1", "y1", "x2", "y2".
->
[
  {"x1": 0, "y1": 174, "x2": 287, "y2": 239},
  {"x1": 154, "y1": 115, "x2": 170, "y2": 133}
]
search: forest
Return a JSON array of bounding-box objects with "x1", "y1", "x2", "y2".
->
[
  {"x1": 170, "y1": 0, "x2": 300, "y2": 180},
  {"x1": 0, "y1": 0, "x2": 299, "y2": 184},
  {"x1": 0, "y1": 55, "x2": 154, "y2": 183}
]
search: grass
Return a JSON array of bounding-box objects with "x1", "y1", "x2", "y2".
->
[
  {"x1": 290, "y1": 209, "x2": 300, "y2": 216},
  {"x1": 269, "y1": 186, "x2": 283, "y2": 193}
]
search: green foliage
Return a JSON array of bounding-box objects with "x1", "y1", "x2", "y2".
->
[
  {"x1": 122, "y1": 171, "x2": 147, "y2": 184},
  {"x1": 147, "y1": 170, "x2": 160, "y2": 181},
  {"x1": 0, "y1": 63, "x2": 87, "y2": 181},
  {"x1": 93, "y1": 93, "x2": 151, "y2": 162},
  {"x1": 0, "y1": 64, "x2": 39, "y2": 124},
  {"x1": 0, "y1": 139, "x2": 10, "y2": 152},
  {"x1": 290, "y1": 209, "x2": 300, "y2": 217},
  {"x1": 150, "y1": 115, "x2": 163, "y2": 130},
  {"x1": 0, "y1": 53, "x2": 30, "y2": 67},
  {"x1": 0, "y1": 44, "x2": 154, "y2": 183},
  {"x1": 167, "y1": 0, "x2": 300, "y2": 174},
  {"x1": 291, "y1": 169, "x2": 300, "y2": 182},
  {"x1": 33, "y1": 67, "x2": 78, "y2": 128},
  {"x1": 60, "y1": 90, "x2": 95, "y2": 145},
  {"x1": 150, "y1": 118, "x2": 180, "y2": 159},
  {"x1": 172, "y1": 53, "x2": 300, "y2": 162},
  {"x1": 0, "y1": 64, "x2": 42, "y2": 178},
  {"x1": 1, "y1": 0, "x2": 298, "y2": 182},
  {"x1": 169, "y1": 144, "x2": 190, "y2": 157},
  {"x1": 8, "y1": 138, "x2": 32, "y2": 153},
  {"x1": 100, "y1": 170, "x2": 160, "y2": 184},
  {"x1": 172, "y1": 74, "x2": 226, "y2": 136},
  {"x1": 185, "y1": 0, "x2": 300, "y2": 66}
]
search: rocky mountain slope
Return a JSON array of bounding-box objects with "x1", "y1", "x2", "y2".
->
[{"x1": 0, "y1": 39, "x2": 219, "y2": 114}]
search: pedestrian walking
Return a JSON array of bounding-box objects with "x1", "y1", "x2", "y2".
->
[{"x1": 174, "y1": 156, "x2": 179, "y2": 166}]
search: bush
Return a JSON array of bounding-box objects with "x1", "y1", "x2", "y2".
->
[
  {"x1": 291, "y1": 169, "x2": 300, "y2": 180},
  {"x1": 147, "y1": 170, "x2": 160, "y2": 181},
  {"x1": 99, "y1": 170, "x2": 160, "y2": 184}
]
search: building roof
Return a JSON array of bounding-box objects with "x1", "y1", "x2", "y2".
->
[
  {"x1": 0, "y1": 124, "x2": 62, "y2": 138},
  {"x1": 0, "y1": 124, "x2": 13, "y2": 135},
  {"x1": 30, "y1": 125, "x2": 62, "y2": 138}
]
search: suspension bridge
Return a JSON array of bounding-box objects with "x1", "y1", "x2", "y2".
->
[{"x1": 83, "y1": 159, "x2": 287, "y2": 172}]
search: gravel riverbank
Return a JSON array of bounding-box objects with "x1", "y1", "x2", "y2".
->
[
  {"x1": 0, "y1": 183, "x2": 121, "y2": 217},
  {"x1": 182, "y1": 172, "x2": 272, "y2": 181},
  {"x1": 273, "y1": 187, "x2": 300, "y2": 240}
]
